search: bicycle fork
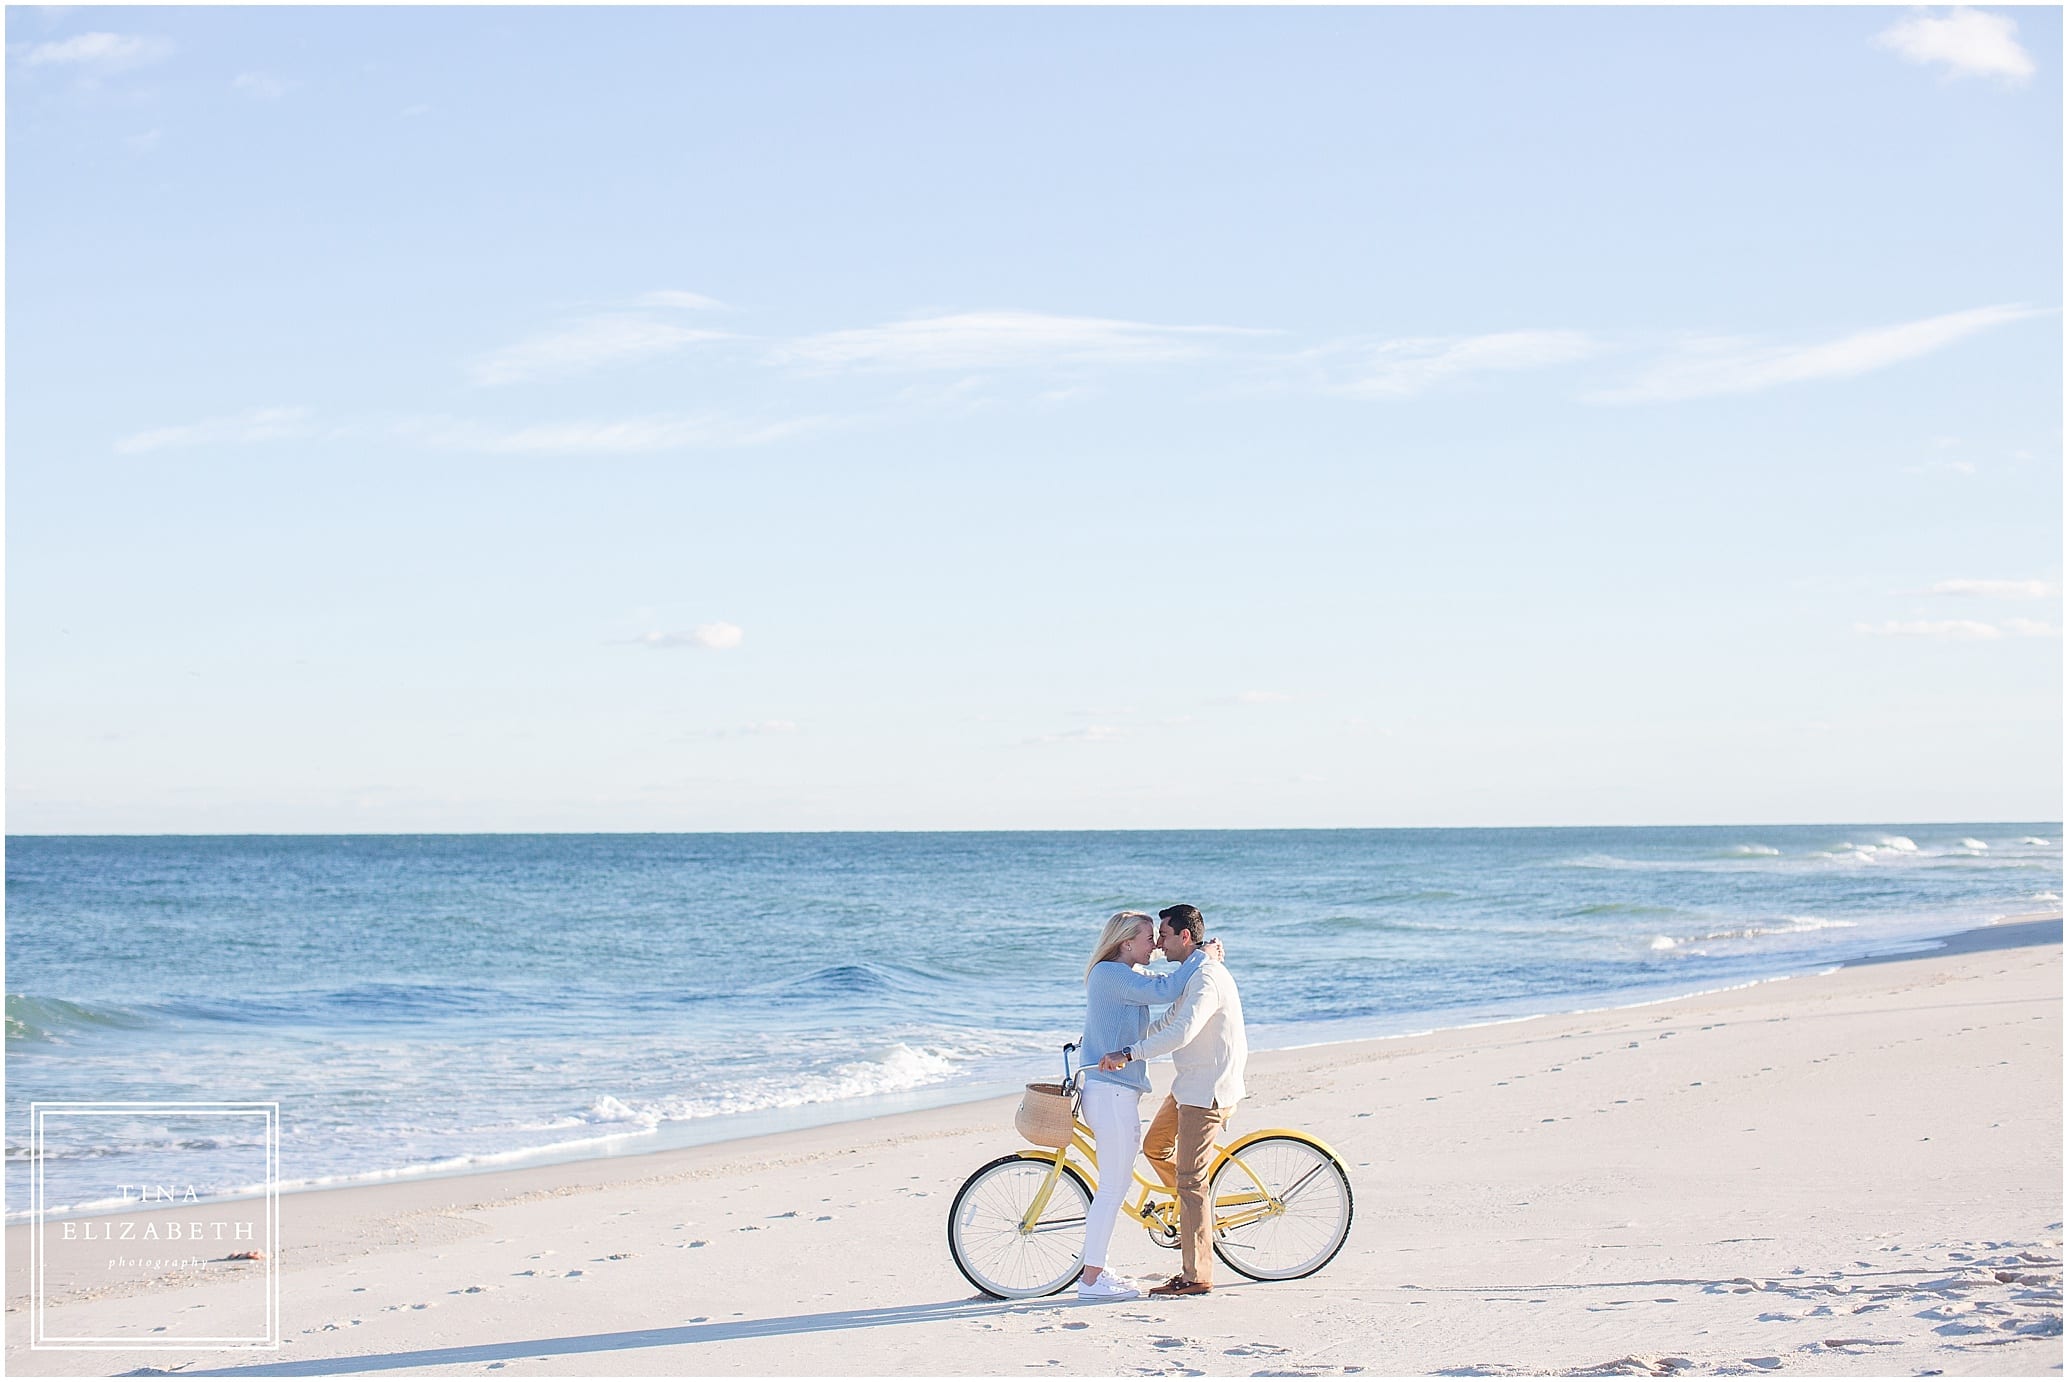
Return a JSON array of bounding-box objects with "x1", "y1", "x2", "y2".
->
[{"x1": 1017, "y1": 1151, "x2": 1075, "y2": 1236}]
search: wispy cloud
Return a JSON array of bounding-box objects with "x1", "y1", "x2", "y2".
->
[
  {"x1": 471, "y1": 313, "x2": 731, "y2": 386},
  {"x1": 775, "y1": 310, "x2": 1272, "y2": 372},
  {"x1": 1231, "y1": 690, "x2": 1293, "y2": 704},
  {"x1": 626, "y1": 622, "x2": 745, "y2": 651},
  {"x1": 1855, "y1": 618, "x2": 2058, "y2": 639},
  {"x1": 1904, "y1": 457, "x2": 1979, "y2": 476},
  {"x1": 405, "y1": 412, "x2": 827, "y2": 454},
  {"x1": 1874, "y1": 7, "x2": 2035, "y2": 83},
  {"x1": 1337, "y1": 330, "x2": 1598, "y2": 398},
  {"x1": 115, "y1": 406, "x2": 313, "y2": 454},
  {"x1": 1027, "y1": 724, "x2": 1129, "y2": 745},
  {"x1": 22, "y1": 31, "x2": 171, "y2": 71},
  {"x1": 232, "y1": 71, "x2": 290, "y2": 99},
  {"x1": 1924, "y1": 578, "x2": 2055, "y2": 599},
  {"x1": 641, "y1": 290, "x2": 726, "y2": 311},
  {"x1": 1592, "y1": 304, "x2": 2041, "y2": 403},
  {"x1": 704, "y1": 720, "x2": 797, "y2": 739}
]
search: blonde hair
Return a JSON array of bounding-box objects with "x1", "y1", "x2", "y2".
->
[{"x1": 1084, "y1": 910, "x2": 1155, "y2": 984}]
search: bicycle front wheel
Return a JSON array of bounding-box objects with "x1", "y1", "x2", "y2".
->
[
  {"x1": 1210, "y1": 1134, "x2": 1353, "y2": 1281},
  {"x1": 948, "y1": 1153, "x2": 1092, "y2": 1299}
]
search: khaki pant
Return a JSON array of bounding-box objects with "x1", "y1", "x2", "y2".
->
[{"x1": 1141, "y1": 1093, "x2": 1230, "y2": 1285}]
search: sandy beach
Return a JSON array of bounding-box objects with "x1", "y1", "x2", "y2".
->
[{"x1": 7, "y1": 919, "x2": 2059, "y2": 1378}]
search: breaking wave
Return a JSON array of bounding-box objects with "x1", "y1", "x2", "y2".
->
[
  {"x1": 578, "y1": 1042, "x2": 962, "y2": 1129},
  {"x1": 1647, "y1": 916, "x2": 1860, "y2": 953},
  {"x1": 6, "y1": 995, "x2": 155, "y2": 1045}
]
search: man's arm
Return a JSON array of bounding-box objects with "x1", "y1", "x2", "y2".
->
[
  {"x1": 1090, "y1": 953, "x2": 1197, "y2": 1008},
  {"x1": 1127, "y1": 965, "x2": 1222, "y2": 1064}
]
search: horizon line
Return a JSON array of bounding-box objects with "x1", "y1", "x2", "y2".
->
[{"x1": 5, "y1": 819, "x2": 2060, "y2": 841}]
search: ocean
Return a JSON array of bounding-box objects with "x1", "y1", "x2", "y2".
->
[{"x1": 6, "y1": 825, "x2": 2059, "y2": 1218}]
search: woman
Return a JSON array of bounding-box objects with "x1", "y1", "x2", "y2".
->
[{"x1": 1073, "y1": 910, "x2": 1217, "y2": 1302}]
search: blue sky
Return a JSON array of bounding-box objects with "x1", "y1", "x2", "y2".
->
[{"x1": 7, "y1": 5, "x2": 2061, "y2": 833}]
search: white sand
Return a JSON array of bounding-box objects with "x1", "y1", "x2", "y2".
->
[{"x1": 7, "y1": 921, "x2": 2060, "y2": 1378}]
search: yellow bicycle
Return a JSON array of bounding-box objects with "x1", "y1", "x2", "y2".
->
[{"x1": 948, "y1": 1044, "x2": 1354, "y2": 1298}]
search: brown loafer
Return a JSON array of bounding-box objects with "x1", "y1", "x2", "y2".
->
[{"x1": 1148, "y1": 1277, "x2": 1212, "y2": 1297}]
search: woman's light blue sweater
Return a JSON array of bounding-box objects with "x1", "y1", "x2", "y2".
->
[{"x1": 1079, "y1": 951, "x2": 1203, "y2": 1094}]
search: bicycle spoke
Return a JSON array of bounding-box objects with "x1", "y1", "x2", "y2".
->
[{"x1": 1277, "y1": 1163, "x2": 1326, "y2": 1204}]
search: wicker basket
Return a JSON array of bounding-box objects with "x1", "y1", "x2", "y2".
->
[{"x1": 1015, "y1": 1080, "x2": 1076, "y2": 1148}]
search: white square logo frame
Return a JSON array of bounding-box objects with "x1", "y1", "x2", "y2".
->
[{"x1": 28, "y1": 1101, "x2": 281, "y2": 1351}]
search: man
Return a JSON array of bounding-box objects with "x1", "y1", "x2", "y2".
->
[{"x1": 1098, "y1": 903, "x2": 1247, "y2": 1298}]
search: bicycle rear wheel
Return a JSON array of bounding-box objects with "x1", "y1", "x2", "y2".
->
[
  {"x1": 948, "y1": 1153, "x2": 1092, "y2": 1299},
  {"x1": 1209, "y1": 1134, "x2": 1353, "y2": 1280}
]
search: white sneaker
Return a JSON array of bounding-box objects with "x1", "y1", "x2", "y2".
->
[{"x1": 1076, "y1": 1274, "x2": 1140, "y2": 1301}]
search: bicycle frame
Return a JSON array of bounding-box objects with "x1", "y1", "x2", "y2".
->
[{"x1": 1009, "y1": 1116, "x2": 1342, "y2": 1241}]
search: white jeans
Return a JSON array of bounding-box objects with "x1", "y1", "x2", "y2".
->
[{"x1": 1078, "y1": 1079, "x2": 1144, "y2": 1271}]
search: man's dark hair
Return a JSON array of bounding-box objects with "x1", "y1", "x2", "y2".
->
[{"x1": 1158, "y1": 904, "x2": 1206, "y2": 944}]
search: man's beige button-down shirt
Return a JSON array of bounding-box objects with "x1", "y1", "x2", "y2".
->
[{"x1": 1132, "y1": 955, "x2": 1247, "y2": 1110}]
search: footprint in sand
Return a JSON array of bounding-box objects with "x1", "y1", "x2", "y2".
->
[{"x1": 1152, "y1": 1337, "x2": 1185, "y2": 1349}]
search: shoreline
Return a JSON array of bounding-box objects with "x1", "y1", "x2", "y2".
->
[
  {"x1": 14, "y1": 914, "x2": 2060, "y2": 1226},
  {"x1": 6, "y1": 914, "x2": 2060, "y2": 1377}
]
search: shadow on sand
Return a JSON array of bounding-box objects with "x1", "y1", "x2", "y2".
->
[
  {"x1": 143, "y1": 1293, "x2": 1159, "y2": 1376},
  {"x1": 1843, "y1": 916, "x2": 2061, "y2": 967}
]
